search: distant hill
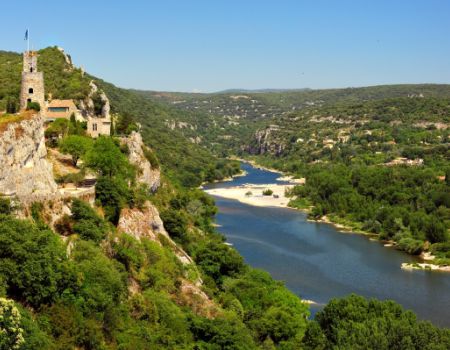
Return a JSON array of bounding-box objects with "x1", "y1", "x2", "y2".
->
[
  {"x1": 215, "y1": 88, "x2": 312, "y2": 94},
  {"x1": 136, "y1": 84, "x2": 450, "y2": 121}
]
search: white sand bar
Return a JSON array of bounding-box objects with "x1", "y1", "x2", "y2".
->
[{"x1": 205, "y1": 183, "x2": 295, "y2": 208}]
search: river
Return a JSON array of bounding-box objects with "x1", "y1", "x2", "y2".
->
[{"x1": 204, "y1": 163, "x2": 450, "y2": 327}]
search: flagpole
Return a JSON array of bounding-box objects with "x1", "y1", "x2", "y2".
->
[{"x1": 27, "y1": 29, "x2": 30, "y2": 52}]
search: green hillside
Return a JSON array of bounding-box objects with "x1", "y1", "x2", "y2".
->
[
  {"x1": 1, "y1": 47, "x2": 450, "y2": 349},
  {"x1": 154, "y1": 86, "x2": 450, "y2": 262}
]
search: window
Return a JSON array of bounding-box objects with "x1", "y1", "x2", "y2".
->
[
  {"x1": 28, "y1": 88, "x2": 34, "y2": 94},
  {"x1": 93, "y1": 123, "x2": 97, "y2": 131},
  {"x1": 48, "y1": 107, "x2": 69, "y2": 112},
  {"x1": 27, "y1": 98, "x2": 31, "y2": 103},
  {"x1": 30, "y1": 67, "x2": 33, "y2": 73}
]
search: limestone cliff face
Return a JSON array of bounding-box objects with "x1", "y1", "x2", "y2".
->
[
  {"x1": 247, "y1": 125, "x2": 286, "y2": 156},
  {"x1": 0, "y1": 113, "x2": 57, "y2": 200},
  {"x1": 118, "y1": 203, "x2": 168, "y2": 242},
  {"x1": 117, "y1": 202, "x2": 219, "y2": 318},
  {"x1": 121, "y1": 131, "x2": 160, "y2": 192},
  {"x1": 117, "y1": 202, "x2": 193, "y2": 265},
  {"x1": 117, "y1": 201, "x2": 218, "y2": 317}
]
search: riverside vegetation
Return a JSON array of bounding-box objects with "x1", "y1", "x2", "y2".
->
[
  {"x1": 150, "y1": 87, "x2": 450, "y2": 266},
  {"x1": 0, "y1": 47, "x2": 449, "y2": 348}
]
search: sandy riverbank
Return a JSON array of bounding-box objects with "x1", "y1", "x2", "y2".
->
[
  {"x1": 401, "y1": 262, "x2": 450, "y2": 272},
  {"x1": 205, "y1": 183, "x2": 295, "y2": 208}
]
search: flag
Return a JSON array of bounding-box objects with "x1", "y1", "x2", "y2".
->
[{"x1": 24, "y1": 30, "x2": 28, "y2": 40}]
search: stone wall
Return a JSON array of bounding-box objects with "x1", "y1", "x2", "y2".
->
[{"x1": 0, "y1": 113, "x2": 57, "y2": 199}]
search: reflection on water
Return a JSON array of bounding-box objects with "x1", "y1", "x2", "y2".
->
[{"x1": 207, "y1": 163, "x2": 450, "y2": 327}]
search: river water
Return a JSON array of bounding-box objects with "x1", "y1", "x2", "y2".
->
[{"x1": 205, "y1": 163, "x2": 450, "y2": 327}]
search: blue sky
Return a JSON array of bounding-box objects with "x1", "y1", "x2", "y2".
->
[{"x1": 1, "y1": 0, "x2": 450, "y2": 92}]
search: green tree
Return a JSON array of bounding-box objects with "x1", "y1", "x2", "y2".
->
[
  {"x1": 44, "y1": 118, "x2": 70, "y2": 140},
  {"x1": 95, "y1": 176, "x2": 130, "y2": 224},
  {"x1": 5, "y1": 98, "x2": 17, "y2": 114},
  {"x1": 59, "y1": 135, "x2": 93, "y2": 167},
  {"x1": 85, "y1": 136, "x2": 134, "y2": 178}
]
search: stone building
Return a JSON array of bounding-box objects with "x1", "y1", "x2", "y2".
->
[
  {"x1": 46, "y1": 99, "x2": 82, "y2": 121},
  {"x1": 20, "y1": 51, "x2": 45, "y2": 111},
  {"x1": 87, "y1": 115, "x2": 112, "y2": 137},
  {"x1": 85, "y1": 86, "x2": 112, "y2": 137}
]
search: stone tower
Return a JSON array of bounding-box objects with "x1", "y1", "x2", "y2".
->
[{"x1": 20, "y1": 51, "x2": 45, "y2": 111}]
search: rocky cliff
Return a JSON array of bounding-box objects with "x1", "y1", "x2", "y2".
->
[
  {"x1": 0, "y1": 113, "x2": 57, "y2": 200},
  {"x1": 117, "y1": 201, "x2": 218, "y2": 317},
  {"x1": 118, "y1": 201, "x2": 192, "y2": 265},
  {"x1": 121, "y1": 131, "x2": 160, "y2": 191},
  {"x1": 247, "y1": 125, "x2": 286, "y2": 155}
]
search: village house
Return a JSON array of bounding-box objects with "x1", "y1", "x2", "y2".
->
[
  {"x1": 87, "y1": 115, "x2": 112, "y2": 138},
  {"x1": 46, "y1": 99, "x2": 81, "y2": 121}
]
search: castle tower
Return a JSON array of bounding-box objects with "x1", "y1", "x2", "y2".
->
[{"x1": 20, "y1": 51, "x2": 45, "y2": 111}]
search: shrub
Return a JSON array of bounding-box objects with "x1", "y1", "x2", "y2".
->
[
  {"x1": 91, "y1": 91, "x2": 105, "y2": 116},
  {"x1": 45, "y1": 118, "x2": 70, "y2": 139},
  {"x1": 160, "y1": 209, "x2": 189, "y2": 245},
  {"x1": 262, "y1": 189, "x2": 273, "y2": 196},
  {"x1": 95, "y1": 176, "x2": 130, "y2": 224},
  {"x1": 397, "y1": 237, "x2": 424, "y2": 255},
  {"x1": 73, "y1": 220, "x2": 105, "y2": 243},
  {"x1": 142, "y1": 146, "x2": 160, "y2": 169},
  {"x1": 194, "y1": 240, "x2": 244, "y2": 285},
  {"x1": 71, "y1": 199, "x2": 108, "y2": 242},
  {"x1": 0, "y1": 298, "x2": 25, "y2": 350},
  {"x1": 26, "y1": 101, "x2": 40, "y2": 111},
  {"x1": 5, "y1": 98, "x2": 17, "y2": 114},
  {"x1": 0, "y1": 198, "x2": 12, "y2": 215}
]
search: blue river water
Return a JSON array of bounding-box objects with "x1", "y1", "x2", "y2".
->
[{"x1": 205, "y1": 163, "x2": 450, "y2": 327}]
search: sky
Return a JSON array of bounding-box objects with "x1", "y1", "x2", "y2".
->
[{"x1": 1, "y1": 0, "x2": 450, "y2": 92}]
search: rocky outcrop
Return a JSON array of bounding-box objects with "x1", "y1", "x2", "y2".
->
[
  {"x1": 177, "y1": 279, "x2": 219, "y2": 318},
  {"x1": 117, "y1": 201, "x2": 193, "y2": 266},
  {"x1": 0, "y1": 113, "x2": 57, "y2": 200},
  {"x1": 118, "y1": 201, "x2": 216, "y2": 316},
  {"x1": 121, "y1": 131, "x2": 160, "y2": 192},
  {"x1": 247, "y1": 125, "x2": 285, "y2": 156},
  {"x1": 56, "y1": 47, "x2": 73, "y2": 69},
  {"x1": 118, "y1": 203, "x2": 168, "y2": 241}
]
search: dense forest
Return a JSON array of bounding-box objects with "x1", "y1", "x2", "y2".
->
[{"x1": 1, "y1": 47, "x2": 450, "y2": 348}]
